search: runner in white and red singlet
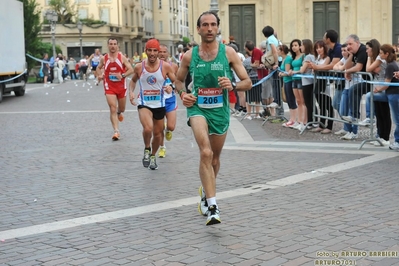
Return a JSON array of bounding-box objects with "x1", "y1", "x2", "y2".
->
[{"x1": 129, "y1": 39, "x2": 177, "y2": 170}]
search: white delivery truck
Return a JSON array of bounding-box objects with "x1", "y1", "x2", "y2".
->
[{"x1": 0, "y1": 0, "x2": 27, "y2": 103}]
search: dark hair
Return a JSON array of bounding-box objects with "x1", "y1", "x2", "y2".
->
[
  {"x1": 314, "y1": 40, "x2": 328, "y2": 59},
  {"x1": 341, "y1": 43, "x2": 347, "y2": 48},
  {"x1": 380, "y1": 44, "x2": 397, "y2": 63},
  {"x1": 290, "y1": 39, "x2": 302, "y2": 58},
  {"x1": 108, "y1": 38, "x2": 118, "y2": 44},
  {"x1": 366, "y1": 39, "x2": 381, "y2": 61},
  {"x1": 227, "y1": 43, "x2": 238, "y2": 52},
  {"x1": 196, "y1": 11, "x2": 220, "y2": 27},
  {"x1": 325, "y1": 29, "x2": 338, "y2": 43},
  {"x1": 279, "y1": 44, "x2": 289, "y2": 55},
  {"x1": 262, "y1": 26, "x2": 274, "y2": 38},
  {"x1": 245, "y1": 40, "x2": 255, "y2": 51},
  {"x1": 183, "y1": 47, "x2": 189, "y2": 53},
  {"x1": 302, "y1": 39, "x2": 313, "y2": 55}
]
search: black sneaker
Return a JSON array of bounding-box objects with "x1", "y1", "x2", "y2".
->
[
  {"x1": 142, "y1": 149, "x2": 151, "y2": 168},
  {"x1": 206, "y1": 205, "x2": 221, "y2": 226},
  {"x1": 148, "y1": 155, "x2": 158, "y2": 170}
]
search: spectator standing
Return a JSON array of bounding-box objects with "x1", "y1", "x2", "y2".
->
[{"x1": 68, "y1": 58, "x2": 77, "y2": 80}]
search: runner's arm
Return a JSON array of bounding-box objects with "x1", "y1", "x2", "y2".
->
[
  {"x1": 163, "y1": 64, "x2": 176, "y2": 94},
  {"x1": 122, "y1": 55, "x2": 134, "y2": 77},
  {"x1": 88, "y1": 54, "x2": 94, "y2": 68},
  {"x1": 96, "y1": 57, "x2": 104, "y2": 80},
  {"x1": 174, "y1": 49, "x2": 191, "y2": 94},
  {"x1": 227, "y1": 47, "x2": 251, "y2": 91},
  {"x1": 174, "y1": 49, "x2": 196, "y2": 107},
  {"x1": 129, "y1": 64, "x2": 141, "y2": 105}
]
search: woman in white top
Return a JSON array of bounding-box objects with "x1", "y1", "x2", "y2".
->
[
  {"x1": 311, "y1": 40, "x2": 334, "y2": 134},
  {"x1": 364, "y1": 39, "x2": 391, "y2": 146}
]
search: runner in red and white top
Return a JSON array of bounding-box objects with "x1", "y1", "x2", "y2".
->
[{"x1": 96, "y1": 38, "x2": 134, "y2": 141}]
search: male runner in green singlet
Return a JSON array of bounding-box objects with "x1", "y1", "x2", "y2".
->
[{"x1": 174, "y1": 11, "x2": 251, "y2": 225}]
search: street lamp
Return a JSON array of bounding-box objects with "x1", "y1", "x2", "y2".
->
[
  {"x1": 210, "y1": 0, "x2": 219, "y2": 13},
  {"x1": 77, "y1": 20, "x2": 83, "y2": 59},
  {"x1": 45, "y1": 10, "x2": 59, "y2": 83}
]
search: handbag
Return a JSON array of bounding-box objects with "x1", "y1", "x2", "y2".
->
[{"x1": 261, "y1": 41, "x2": 275, "y2": 69}]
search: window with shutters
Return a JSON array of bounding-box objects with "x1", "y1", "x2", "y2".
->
[{"x1": 313, "y1": 2, "x2": 339, "y2": 42}]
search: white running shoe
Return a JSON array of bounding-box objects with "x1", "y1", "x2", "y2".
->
[
  {"x1": 206, "y1": 205, "x2": 221, "y2": 226},
  {"x1": 289, "y1": 122, "x2": 299, "y2": 129},
  {"x1": 389, "y1": 142, "x2": 399, "y2": 150},
  {"x1": 334, "y1": 129, "x2": 348, "y2": 135},
  {"x1": 374, "y1": 139, "x2": 390, "y2": 146},
  {"x1": 198, "y1": 186, "x2": 208, "y2": 216},
  {"x1": 342, "y1": 132, "x2": 358, "y2": 140},
  {"x1": 358, "y1": 118, "x2": 371, "y2": 126}
]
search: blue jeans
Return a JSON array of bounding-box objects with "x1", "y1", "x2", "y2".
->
[
  {"x1": 387, "y1": 94, "x2": 399, "y2": 142},
  {"x1": 340, "y1": 89, "x2": 358, "y2": 134},
  {"x1": 348, "y1": 82, "x2": 370, "y2": 119},
  {"x1": 333, "y1": 89, "x2": 342, "y2": 111}
]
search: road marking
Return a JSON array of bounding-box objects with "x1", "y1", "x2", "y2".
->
[
  {"x1": 229, "y1": 117, "x2": 254, "y2": 143},
  {"x1": 0, "y1": 152, "x2": 396, "y2": 241},
  {"x1": 0, "y1": 109, "x2": 187, "y2": 115},
  {"x1": 223, "y1": 144, "x2": 394, "y2": 155}
]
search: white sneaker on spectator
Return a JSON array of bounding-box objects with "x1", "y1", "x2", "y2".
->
[
  {"x1": 340, "y1": 132, "x2": 351, "y2": 140},
  {"x1": 334, "y1": 129, "x2": 348, "y2": 135},
  {"x1": 244, "y1": 114, "x2": 253, "y2": 120},
  {"x1": 358, "y1": 118, "x2": 371, "y2": 126},
  {"x1": 296, "y1": 123, "x2": 306, "y2": 131},
  {"x1": 267, "y1": 102, "x2": 279, "y2": 108},
  {"x1": 389, "y1": 142, "x2": 399, "y2": 150},
  {"x1": 374, "y1": 139, "x2": 390, "y2": 146},
  {"x1": 341, "y1": 115, "x2": 352, "y2": 121},
  {"x1": 368, "y1": 140, "x2": 379, "y2": 145},
  {"x1": 342, "y1": 132, "x2": 358, "y2": 140},
  {"x1": 342, "y1": 116, "x2": 358, "y2": 123},
  {"x1": 289, "y1": 122, "x2": 299, "y2": 129},
  {"x1": 292, "y1": 123, "x2": 301, "y2": 130}
]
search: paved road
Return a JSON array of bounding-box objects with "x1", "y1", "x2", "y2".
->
[{"x1": 1, "y1": 81, "x2": 399, "y2": 266}]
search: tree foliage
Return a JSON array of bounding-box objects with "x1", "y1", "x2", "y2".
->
[
  {"x1": 48, "y1": 0, "x2": 77, "y2": 24},
  {"x1": 19, "y1": 0, "x2": 43, "y2": 70},
  {"x1": 182, "y1": 37, "x2": 190, "y2": 45}
]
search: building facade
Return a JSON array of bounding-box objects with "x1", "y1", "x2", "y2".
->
[
  {"x1": 191, "y1": 0, "x2": 397, "y2": 53},
  {"x1": 38, "y1": 0, "x2": 399, "y2": 58},
  {"x1": 38, "y1": 0, "x2": 189, "y2": 59}
]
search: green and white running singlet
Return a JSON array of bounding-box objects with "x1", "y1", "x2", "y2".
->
[{"x1": 187, "y1": 44, "x2": 233, "y2": 135}]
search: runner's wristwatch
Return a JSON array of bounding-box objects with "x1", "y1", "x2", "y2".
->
[
  {"x1": 231, "y1": 81, "x2": 237, "y2": 91},
  {"x1": 121, "y1": 73, "x2": 126, "y2": 78}
]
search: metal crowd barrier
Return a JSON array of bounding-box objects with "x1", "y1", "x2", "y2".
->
[
  {"x1": 308, "y1": 70, "x2": 378, "y2": 149},
  {"x1": 240, "y1": 69, "x2": 287, "y2": 123}
]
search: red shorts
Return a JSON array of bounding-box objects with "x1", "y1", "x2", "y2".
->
[
  {"x1": 228, "y1": 90, "x2": 237, "y2": 104},
  {"x1": 104, "y1": 85, "x2": 127, "y2": 99}
]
